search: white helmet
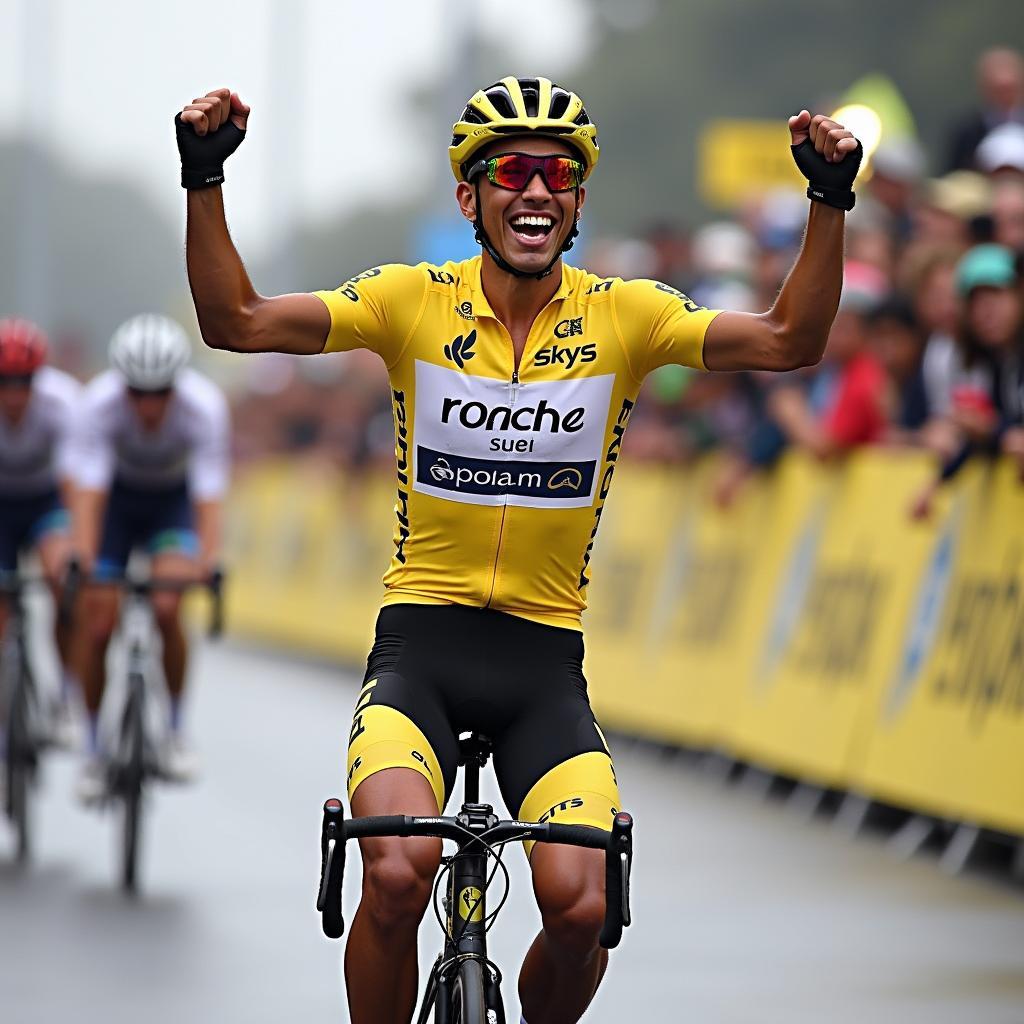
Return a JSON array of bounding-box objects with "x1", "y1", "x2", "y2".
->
[{"x1": 109, "y1": 314, "x2": 191, "y2": 390}]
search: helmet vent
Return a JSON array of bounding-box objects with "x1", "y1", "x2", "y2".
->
[
  {"x1": 574, "y1": 106, "x2": 591, "y2": 127},
  {"x1": 485, "y1": 84, "x2": 517, "y2": 119},
  {"x1": 549, "y1": 88, "x2": 571, "y2": 119},
  {"x1": 520, "y1": 78, "x2": 541, "y2": 117}
]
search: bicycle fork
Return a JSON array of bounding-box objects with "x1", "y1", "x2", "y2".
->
[{"x1": 430, "y1": 801, "x2": 505, "y2": 1024}]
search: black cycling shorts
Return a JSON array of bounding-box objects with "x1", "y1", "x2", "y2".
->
[{"x1": 347, "y1": 604, "x2": 620, "y2": 837}]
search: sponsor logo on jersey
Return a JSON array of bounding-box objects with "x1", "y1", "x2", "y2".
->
[
  {"x1": 578, "y1": 397, "x2": 634, "y2": 589},
  {"x1": 533, "y1": 342, "x2": 597, "y2": 370},
  {"x1": 454, "y1": 301, "x2": 475, "y2": 321},
  {"x1": 554, "y1": 316, "x2": 583, "y2": 338},
  {"x1": 537, "y1": 796, "x2": 585, "y2": 823},
  {"x1": 338, "y1": 267, "x2": 382, "y2": 303},
  {"x1": 392, "y1": 389, "x2": 411, "y2": 564},
  {"x1": 427, "y1": 268, "x2": 458, "y2": 286},
  {"x1": 586, "y1": 279, "x2": 613, "y2": 295},
  {"x1": 548, "y1": 467, "x2": 583, "y2": 491},
  {"x1": 443, "y1": 330, "x2": 476, "y2": 369},
  {"x1": 654, "y1": 282, "x2": 705, "y2": 313},
  {"x1": 413, "y1": 361, "x2": 613, "y2": 509}
]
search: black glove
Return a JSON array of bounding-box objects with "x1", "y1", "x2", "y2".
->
[
  {"x1": 791, "y1": 137, "x2": 863, "y2": 211},
  {"x1": 175, "y1": 113, "x2": 245, "y2": 190}
]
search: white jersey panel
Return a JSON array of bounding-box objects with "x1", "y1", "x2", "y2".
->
[
  {"x1": 70, "y1": 368, "x2": 230, "y2": 498},
  {"x1": 0, "y1": 366, "x2": 80, "y2": 496},
  {"x1": 411, "y1": 360, "x2": 613, "y2": 510}
]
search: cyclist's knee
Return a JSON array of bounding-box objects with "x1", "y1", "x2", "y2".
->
[
  {"x1": 361, "y1": 839, "x2": 441, "y2": 931},
  {"x1": 83, "y1": 595, "x2": 117, "y2": 646},
  {"x1": 533, "y1": 848, "x2": 605, "y2": 959},
  {"x1": 541, "y1": 887, "x2": 605, "y2": 958},
  {"x1": 152, "y1": 594, "x2": 182, "y2": 630}
]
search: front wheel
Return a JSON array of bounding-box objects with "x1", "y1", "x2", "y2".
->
[
  {"x1": 118, "y1": 684, "x2": 146, "y2": 893},
  {"x1": 450, "y1": 959, "x2": 487, "y2": 1024},
  {"x1": 6, "y1": 681, "x2": 35, "y2": 863}
]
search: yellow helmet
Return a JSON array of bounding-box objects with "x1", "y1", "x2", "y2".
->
[{"x1": 449, "y1": 76, "x2": 599, "y2": 183}]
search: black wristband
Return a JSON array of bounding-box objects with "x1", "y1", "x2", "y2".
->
[
  {"x1": 175, "y1": 114, "x2": 245, "y2": 191},
  {"x1": 806, "y1": 185, "x2": 856, "y2": 211},
  {"x1": 181, "y1": 166, "x2": 226, "y2": 190}
]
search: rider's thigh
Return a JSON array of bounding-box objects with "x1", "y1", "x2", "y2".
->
[
  {"x1": 36, "y1": 531, "x2": 71, "y2": 593},
  {"x1": 530, "y1": 842, "x2": 606, "y2": 956},
  {"x1": 149, "y1": 552, "x2": 195, "y2": 624},
  {"x1": 351, "y1": 767, "x2": 443, "y2": 924},
  {"x1": 83, "y1": 586, "x2": 120, "y2": 645}
]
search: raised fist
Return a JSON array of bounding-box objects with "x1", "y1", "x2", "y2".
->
[
  {"x1": 179, "y1": 88, "x2": 250, "y2": 136},
  {"x1": 788, "y1": 109, "x2": 863, "y2": 211},
  {"x1": 175, "y1": 88, "x2": 250, "y2": 190}
]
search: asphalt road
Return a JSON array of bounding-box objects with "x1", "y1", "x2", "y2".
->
[{"x1": 2, "y1": 638, "x2": 1023, "y2": 1023}]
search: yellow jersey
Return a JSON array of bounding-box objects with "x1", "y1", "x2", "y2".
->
[{"x1": 315, "y1": 256, "x2": 720, "y2": 630}]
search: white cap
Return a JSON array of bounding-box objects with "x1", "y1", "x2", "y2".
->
[{"x1": 976, "y1": 123, "x2": 1024, "y2": 174}]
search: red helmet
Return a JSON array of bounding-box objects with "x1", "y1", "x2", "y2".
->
[{"x1": 0, "y1": 319, "x2": 49, "y2": 375}]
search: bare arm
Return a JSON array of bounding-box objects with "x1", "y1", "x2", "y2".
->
[
  {"x1": 703, "y1": 111, "x2": 858, "y2": 373},
  {"x1": 181, "y1": 89, "x2": 330, "y2": 355},
  {"x1": 71, "y1": 488, "x2": 107, "y2": 571},
  {"x1": 194, "y1": 499, "x2": 223, "y2": 572}
]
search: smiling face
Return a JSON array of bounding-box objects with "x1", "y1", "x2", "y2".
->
[{"x1": 457, "y1": 135, "x2": 586, "y2": 276}]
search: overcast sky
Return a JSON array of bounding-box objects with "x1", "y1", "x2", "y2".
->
[{"x1": 0, "y1": 0, "x2": 594, "y2": 259}]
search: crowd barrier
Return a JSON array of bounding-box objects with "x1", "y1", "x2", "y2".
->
[{"x1": 227, "y1": 451, "x2": 1024, "y2": 837}]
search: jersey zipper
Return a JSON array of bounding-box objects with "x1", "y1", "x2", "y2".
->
[{"x1": 484, "y1": 367, "x2": 520, "y2": 608}]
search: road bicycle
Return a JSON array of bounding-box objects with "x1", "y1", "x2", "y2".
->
[
  {"x1": 73, "y1": 568, "x2": 223, "y2": 892},
  {"x1": 317, "y1": 732, "x2": 633, "y2": 1024},
  {"x1": 1, "y1": 570, "x2": 64, "y2": 862}
]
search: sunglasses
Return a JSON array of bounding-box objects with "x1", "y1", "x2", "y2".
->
[
  {"x1": 0, "y1": 373, "x2": 34, "y2": 389},
  {"x1": 127, "y1": 385, "x2": 173, "y2": 398},
  {"x1": 467, "y1": 152, "x2": 584, "y2": 193}
]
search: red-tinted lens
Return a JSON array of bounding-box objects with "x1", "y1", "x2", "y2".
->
[
  {"x1": 541, "y1": 156, "x2": 582, "y2": 191},
  {"x1": 489, "y1": 154, "x2": 533, "y2": 190},
  {"x1": 487, "y1": 154, "x2": 582, "y2": 192}
]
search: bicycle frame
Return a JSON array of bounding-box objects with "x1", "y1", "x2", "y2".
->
[
  {"x1": 1, "y1": 572, "x2": 50, "y2": 862},
  {"x1": 317, "y1": 733, "x2": 633, "y2": 1023}
]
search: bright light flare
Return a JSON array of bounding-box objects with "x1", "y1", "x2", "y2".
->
[{"x1": 830, "y1": 103, "x2": 883, "y2": 168}]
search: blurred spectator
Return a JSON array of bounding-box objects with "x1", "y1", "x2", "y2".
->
[
  {"x1": 912, "y1": 244, "x2": 1024, "y2": 515},
  {"x1": 947, "y1": 47, "x2": 1024, "y2": 172},
  {"x1": 642, "y1": 221, "x2": 692, "y2": 291},
  {"x1": 764, "y1": 264, "x2": 889, "y2": 460},
  {"x1": 975, "y1": 122, "x2": 1024, "y2": 178},
  {"x1": 689, "y1": 221, "x2": 758, "y2": 311},
  {"x1": 867, "y1": 297, "x2": 930, "y2": 444},
  {"x1": 992, "y1": 178, "x2": 1024, "y2": 249},
  {"x1": 912, "y1": 171, "x2": 991, "y2": 252},
  {"x1": 862, "y1": 137, "x2": 927, "y2": 247}
]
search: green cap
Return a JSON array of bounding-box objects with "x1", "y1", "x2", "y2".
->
[{"x1": 955, "y1": 244, "x2": 1017, "y2": 296}]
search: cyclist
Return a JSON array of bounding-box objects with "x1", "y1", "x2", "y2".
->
[
  {"x1": 70, "y1": 315, "x2": 229, "y2": 799},
  {"x1": 0, "y1": 318, "x2": 80, "y2": 739},
  {"x1": 176, "y1": 79, "x2": 860, "y2": 1024}
]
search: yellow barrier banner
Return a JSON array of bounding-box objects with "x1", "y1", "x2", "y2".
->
[
  {"x1": 226, "y1": 452, "x2": 1024, "y2": 835},
  {"x1": 852, "y1": 460, "x2": 1024, "y2": 833},
  {"x1": 727, "y1": 451, "x2": 937, "y2": 787}
]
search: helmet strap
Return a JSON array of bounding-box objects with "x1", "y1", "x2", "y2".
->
[{"x1": 472, "y1": 180, "x2": 580, "y2": 282}]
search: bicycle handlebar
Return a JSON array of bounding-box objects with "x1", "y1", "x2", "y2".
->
[
  {"x1": 61, "y1": 558, "x2": 226, "y2": 638},
  {"x1": 316, "y1": 801, "x2": 634, "y2": 949}
]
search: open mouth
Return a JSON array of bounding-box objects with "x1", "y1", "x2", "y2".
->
[{"x1": 508, "y1": 213, "x2": 557, "y2": 248}]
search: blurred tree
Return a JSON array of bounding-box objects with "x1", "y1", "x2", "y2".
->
[
  {"x1": 569, "y1": 0, "x2": 1024, "y2": 232},
  {"x1": 0, "y1": 140, "x2": 184, "y2": 365}
]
